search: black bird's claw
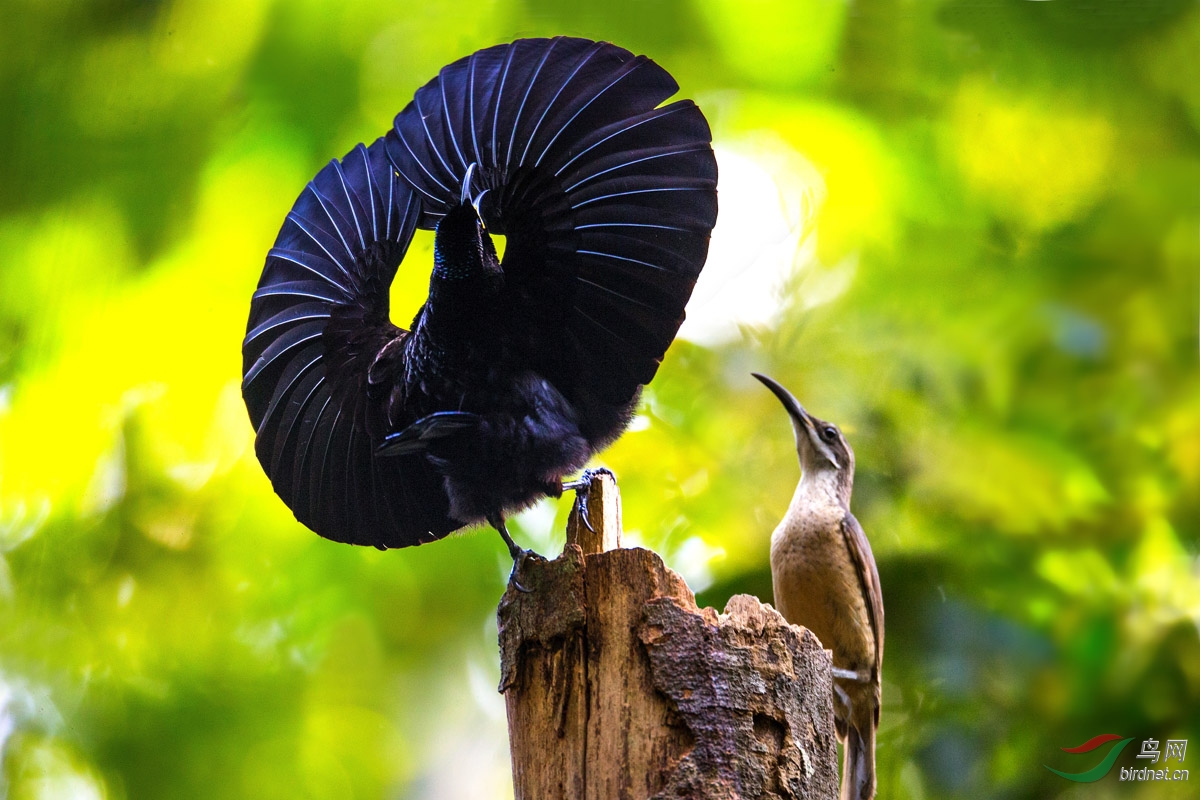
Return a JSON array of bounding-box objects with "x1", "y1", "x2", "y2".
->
[
  {"x1": 563, "y1": 467, "x2": 616, "y2": 533},
  {"x1": 562, "y1": 466, "x2": 615, "y2": 492},
  {"x1": 577, "y1": 494, "x2": 596, "y2": 534},
  {"x1": 508, "y1": 548, "x2": 538, "y2": 593},
  {"x1": 491, "y1": 514, "x2": 542, "y2": 593}
]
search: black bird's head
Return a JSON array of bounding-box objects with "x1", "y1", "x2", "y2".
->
[
  {"x1": 753, "y1": 372, "x2": 855, "y2": 497},
  {"x1": 432, "y1": 162, "x2": 500, "y2": 283},
  {"x1": 432, "y1": 201, "x2": 501, "y2": 282}
]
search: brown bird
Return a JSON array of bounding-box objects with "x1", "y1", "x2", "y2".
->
[{"x1": 754, "y1": 372, "x2": 883, "y2": 800}]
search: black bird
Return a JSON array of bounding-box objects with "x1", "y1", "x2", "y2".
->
[{"x1": 241, "y1": 37, "x2": 718, "y2": 575}]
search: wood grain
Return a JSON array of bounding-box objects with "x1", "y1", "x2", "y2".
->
[{"x1": 498, "y1": 474, "x2": 837, "y2": 799}]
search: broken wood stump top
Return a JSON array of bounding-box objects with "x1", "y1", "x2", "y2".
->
[{"x1": 498, "y1": 473, "x2": 838, "y2": 800}]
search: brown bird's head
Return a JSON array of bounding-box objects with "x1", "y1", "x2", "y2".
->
[{"x1": 753, "y1": 372, "x2": 855, "y2": 498}]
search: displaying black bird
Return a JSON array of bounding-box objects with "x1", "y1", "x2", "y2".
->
[{"x1": 241, "y1": 37, "x2": 718, "y2": 572}]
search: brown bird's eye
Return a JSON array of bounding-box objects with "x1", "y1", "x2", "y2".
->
[{"x1": 822, "y1": 426, "x2": 837, "y2": 442}]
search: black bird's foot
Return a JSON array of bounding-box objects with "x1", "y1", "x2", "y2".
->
[
  {"x1": 561, "y1": 466, "x2": 615, "y2": 493},
  {"x1": 490, "y1": 514, "x2": 541, "y2": 593},
  {"x1": 507, "y1": 548, "x2": 538, "y2": 594},
  {"x1": 562, "y1": 467, "x2": 616, "y2": 533}
]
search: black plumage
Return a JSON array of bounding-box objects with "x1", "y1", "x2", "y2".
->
[{"x1": 242, "y1": 37, "x2": 717, "y2": 553}]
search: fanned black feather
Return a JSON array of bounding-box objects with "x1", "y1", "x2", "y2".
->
[
  {"x1": 243, "y1": 139, "x2": 456, "y2": 548},
  {"x1": 244, "y1": 38, "x2": 718, "y2": 551},
  {"x1": 385, "y1": 36, "x2": 717, "y2": 431}
]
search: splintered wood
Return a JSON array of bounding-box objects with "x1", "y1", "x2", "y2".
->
[{"x1": 497, "y1": 473, "x2": 838, "y2": 799}]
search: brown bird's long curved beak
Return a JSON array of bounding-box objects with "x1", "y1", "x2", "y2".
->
[
  {"x1": 752, "y1": 372, "x2": 813, "y2": 446},
  {"x1": 754, "y1": 372, "x2": 843, "y2": 471}
]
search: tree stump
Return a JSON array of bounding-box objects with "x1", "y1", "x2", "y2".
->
[{"x1": 497, "y1": 473, "x2": 838, "y2": 799}]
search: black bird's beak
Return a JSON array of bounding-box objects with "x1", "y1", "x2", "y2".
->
[
  {"x1": 460, "y1": 163, "x2": 490, "y2": 223},
  {"x1": 460, "y1": 162, "x2": 477, "y2": 206}
]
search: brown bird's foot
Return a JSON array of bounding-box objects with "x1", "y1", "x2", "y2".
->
[
  {"x1": 561, "y1": 467, "x2": 615, "y2": 533},
  {"x1": 490, "y1": 514, "x2": 541, "y2": 593},
  {"x1": 832, "y1": 667, "x2": 872, "y2": 683},
  {"x1": 832, "y1": 681, "x2": 852, "y2": 711}
]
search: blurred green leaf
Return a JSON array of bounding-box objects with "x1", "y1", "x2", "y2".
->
[{"x1": 2, "y1": 1, "x2": 1198, "y2": 798}]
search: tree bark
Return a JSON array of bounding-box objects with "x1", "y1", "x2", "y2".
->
[{"x1": 498, "y1": 473, "x2": 838, "y2": 799}]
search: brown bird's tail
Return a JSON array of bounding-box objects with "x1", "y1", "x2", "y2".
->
[{"x1": 840, "y1": 722, "x2": 876, "y2": 800}]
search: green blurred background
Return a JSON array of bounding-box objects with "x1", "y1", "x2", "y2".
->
[{"x1": 2, "y1": 0, "x2": 1198, "y2": 797}]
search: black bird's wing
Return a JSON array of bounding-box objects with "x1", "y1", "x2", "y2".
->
[
  {"x1": 385, "y1": 37, "x2": 718, "y2": 442},
  {"x1": 242, "y1": 139, "x2": 459, "y2": 548}
]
